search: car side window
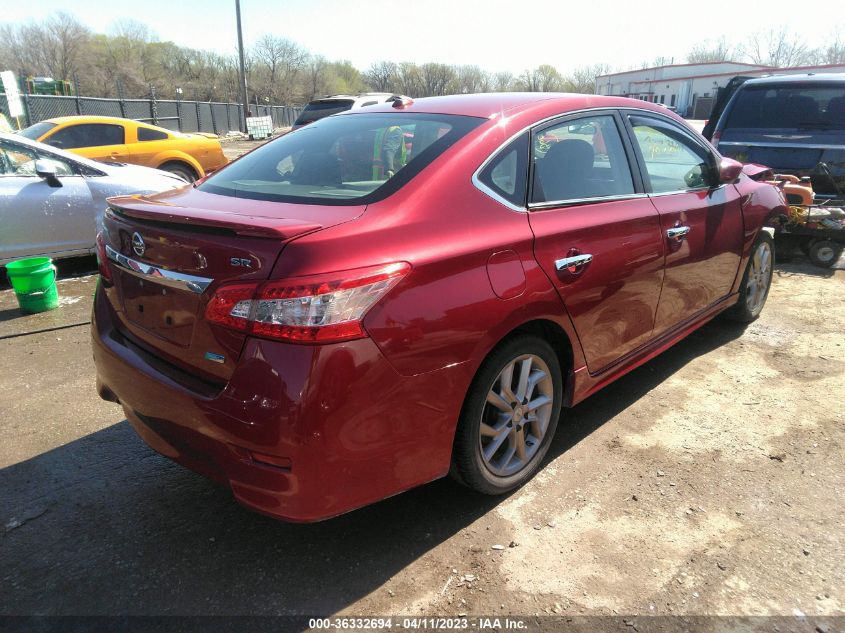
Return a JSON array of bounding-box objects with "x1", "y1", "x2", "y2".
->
[
  {"x1": 628, "y1": 116, "x2": 715, "y2": 193},
  {"x1": 46, "y1": 123, "x2": 125, "y2": 149},
  {"x1": 0, "y1": 141, "x2": 38, "y2": 176},
  {"x1": 137, "y1": 127, "x2": 169, "y2": 142},
  {"x1": 0, "y1": 141, "x2": 76, "y2": 177},
  {"x1": 530, "y1": 114, "x2": 634, "y2": 204},
  {"x1": 477, "y1": 133, "x2": 528, "y2": 207}
]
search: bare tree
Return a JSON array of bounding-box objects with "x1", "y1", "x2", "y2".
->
[
  {"x1": 252, "y1": 34, "x2": 307, "y2": 103},
  {"x1": 364, "y1": 61, "x2": 398, "y2": 92},
  {"x1": 686, "y1": 37, "x2": 739, "y2": 63},
  {"x1": 42, "y1": 12, "x2": 91, "y2": 81},
  {"x1": 815, "y1": 35, "x2": 845, "y2": 65},
  {"x1": 453, "y1": 65, "x2": 488, "y2": 93},
  {"x1": 564, "y1": 64, "x2": 612, "y2": 94},
  {"x1": 304, "y1": 55, "x2": 329, "y2": 100},
  {"x1": 519, "y1": 65, "x2": 564, "y2": 92},
  {"x1": 636, "y1": 56, "x2": 673, "y2": 70},
  {"x1": 746, "y1": 28, "x2": 813, "y2": 67},
  {"x1": 492, "y1": 71, "x2": 514, "y2": 92},
  {"x1": 395, "y1": 62, "x2": 422, "y2": 96},
  {"x1": 0, "y1": 12, "x2": 90, "y2": 83},
  {"x1": 418, "y1": 63, "x2": 455, "y2": 96}
]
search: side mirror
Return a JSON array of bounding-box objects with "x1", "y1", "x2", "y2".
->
[
  {"x1": 35, "y1": 160, "x2": 62, "y2": 187},
  {"x1": 718, "y1": 157, "x2": 743, "y2": 184}
]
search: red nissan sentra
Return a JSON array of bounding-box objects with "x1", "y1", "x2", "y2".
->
[{"x1": 92, "y1": 93, "x2": 785, "y2": 522}]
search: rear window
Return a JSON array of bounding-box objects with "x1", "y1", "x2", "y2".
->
[
  {"x1": 137, "y1": 126, "x2": 169, "y2": 141},
  {"x1": 294, "y1": 100, "x2": 355, "y2": 125},
  {"x1": 723, "y1": 83, "x2": 845, "y2": 132},
  {"x1": 18, "y1": 121, "x2": 57, "y2": 140},
  {"x1": 199, "y1": 113, "x2": 483, "y2": 205}
]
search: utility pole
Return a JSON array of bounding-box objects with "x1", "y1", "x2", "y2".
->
[{"x1": 235, "y1": 0, "x2": 249, "y2": 132}]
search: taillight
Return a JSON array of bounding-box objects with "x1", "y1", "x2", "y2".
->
[
  {"x1": 96, "y1": 231, "x2": 112, "y2": 284},
  {"x1": 205, "y1": 262, "x2": 410, "y2": 344}
]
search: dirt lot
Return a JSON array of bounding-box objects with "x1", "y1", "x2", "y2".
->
[
  {"x1": 0, "y1": 254, "x2": 843, "y2": 629},
  {"x1": 221, "y1": 135, "x2": 274, "y2": 160}
]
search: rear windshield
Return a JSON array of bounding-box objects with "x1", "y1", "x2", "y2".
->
[
  {"x1": 723, "y1": 83, "x2": 845, "y2": 132},
  {"x1": 18, "y1": 121, "x2": 57, "y2": 140},
  {"x1": 294, "y1": 100, "x2": 355, "y2": 125},
  {"x1": 199, "y1": 112, "x2": 483, "y2": 205}
]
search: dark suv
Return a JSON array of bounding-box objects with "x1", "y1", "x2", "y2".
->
[{"x1": 706, "y1": 74, "x2": 845, "y2": 197}]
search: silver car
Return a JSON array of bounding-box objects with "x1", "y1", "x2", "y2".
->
[{"x1": 0, "y1": 132, "x2": 186, "y2": 265}]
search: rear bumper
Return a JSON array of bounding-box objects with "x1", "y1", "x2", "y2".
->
[{"x1": 91, "y1": 282, "x2": 470, "y2": 522}]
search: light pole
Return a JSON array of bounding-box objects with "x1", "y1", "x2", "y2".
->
[{"x1": 235, "y1": 0, "x2": 249, "y2": 131}]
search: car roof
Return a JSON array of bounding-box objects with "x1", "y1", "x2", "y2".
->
[
  {"x1": 340, "y1": 92, "x2": 684, "y2": 120},
  {"x1": 740, "y1": 73, "x2": 845, "y2": 86},
  {"x1": 44, "y1": 115, "x2": 146, "y2": 126}
]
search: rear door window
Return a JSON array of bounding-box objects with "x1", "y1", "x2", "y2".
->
[
  {"x1": 46, "y1": 123, "x2": 125, "y2": 149},
  {"x1": 530, "y1": 114, "x2": 635, "y2": 204}
]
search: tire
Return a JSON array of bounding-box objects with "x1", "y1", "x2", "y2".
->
[
  {"x1": 808, "y1": 240, "x2": 842, "y2": 268},
  {"x1": 727, "y1": 231, "x2": 774, "y2": 323},
  {"x1": 451, "y1": 335, "x2": 563, "y2": 495},
  {"x1": 160, "y1": 162, "x2": 197, "y2": 183}
]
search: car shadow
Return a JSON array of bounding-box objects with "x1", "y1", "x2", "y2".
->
[
  {"x1": 0, "y1": 318, "x2": 748, "y2": 618},
  {"x1": 546, "y1": 316, "x2": 748, "y2": 462},
  {"x1": 774, "y1": 248, "x2": 843, "y2": 279}
]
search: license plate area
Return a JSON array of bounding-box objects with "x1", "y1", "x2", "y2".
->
[{"x1": 119, "y1": 271, "x2": 198, "y2": 347}]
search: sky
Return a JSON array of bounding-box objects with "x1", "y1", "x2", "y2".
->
[{"x1": 5, "y1": 0, "x2": 845, "y2": 75}]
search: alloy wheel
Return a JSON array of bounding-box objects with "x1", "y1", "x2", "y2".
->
[
  {"x1": 479, "y1": 354, "x2": 555, "y2": 477},
  {"x1": 745, "y1": 240, "x2": 772, "y2": 315}
]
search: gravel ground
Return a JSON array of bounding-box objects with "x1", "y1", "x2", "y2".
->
[
  {"x1": 0, "y1": 254, "x2": 842, "y2": 629},
  {"x1": 220, "y1": 136, "x2": 275, "y2": 160}
]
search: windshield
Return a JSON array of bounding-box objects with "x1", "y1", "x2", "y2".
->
[
  {"x1": 18, "y1": 121, "x2": 58, "y2": 140},
  {"x1": 199, "y1": 112, "x2": 483, "y2": 205},
  {"x1": 294, "y1": 100, "x2": 355, "y2": 126},
  {"x1": 723, "y1": 83, "x2": 845, "y2": 132}
]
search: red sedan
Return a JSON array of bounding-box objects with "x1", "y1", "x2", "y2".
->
[{"x1": 92, "y1": 93, "x2": 786, "y2": 521}]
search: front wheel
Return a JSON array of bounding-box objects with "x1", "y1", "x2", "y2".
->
[
  {"x1": 727, "y1": 231, "x2": 774, "y2": 323},
  {"x1": 451, "y1": 335, "x2": 563, "y2": 495}
]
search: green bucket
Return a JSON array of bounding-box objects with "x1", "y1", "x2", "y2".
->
[{"x1": 5, "y1": 256, "x2": 59, "y2": 314}]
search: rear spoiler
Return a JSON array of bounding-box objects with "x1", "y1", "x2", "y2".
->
[{"x1": 106, "y1": 197, "x2": 322, "y2": 240}]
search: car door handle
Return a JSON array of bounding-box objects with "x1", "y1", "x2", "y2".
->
[
  {"x1": 667, "y1": 226, "x2": 691, "y2": 239},
  {"x1": 555, "y1": 253, "x2": 593, "y2": 272}
]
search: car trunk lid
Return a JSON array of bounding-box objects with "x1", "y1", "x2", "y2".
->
[{"x1": 102, "y1": 187, "x2": 364, "y2": 383}]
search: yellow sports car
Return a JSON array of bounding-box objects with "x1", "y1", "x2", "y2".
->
[{"x1": 19, "y1": 115, "x2": 228, "y2": 182}]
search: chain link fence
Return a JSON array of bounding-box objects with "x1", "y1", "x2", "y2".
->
[{"x1": 0, "y1": 92, "x2": 303, "y2": 135}]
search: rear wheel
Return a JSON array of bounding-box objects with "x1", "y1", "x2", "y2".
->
[
  {"x1": 452, "y1": 335, "x2": 562, "y2": 495},
  {"x1": 160, "y1": 162, "x2": 197, "y2": 183},
  {"x1": 727, "y1": 231, "x2": 774, "y2": 323},
  {"x1": 808, "y1": 240, "x2": 842, "y2": 268}
]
